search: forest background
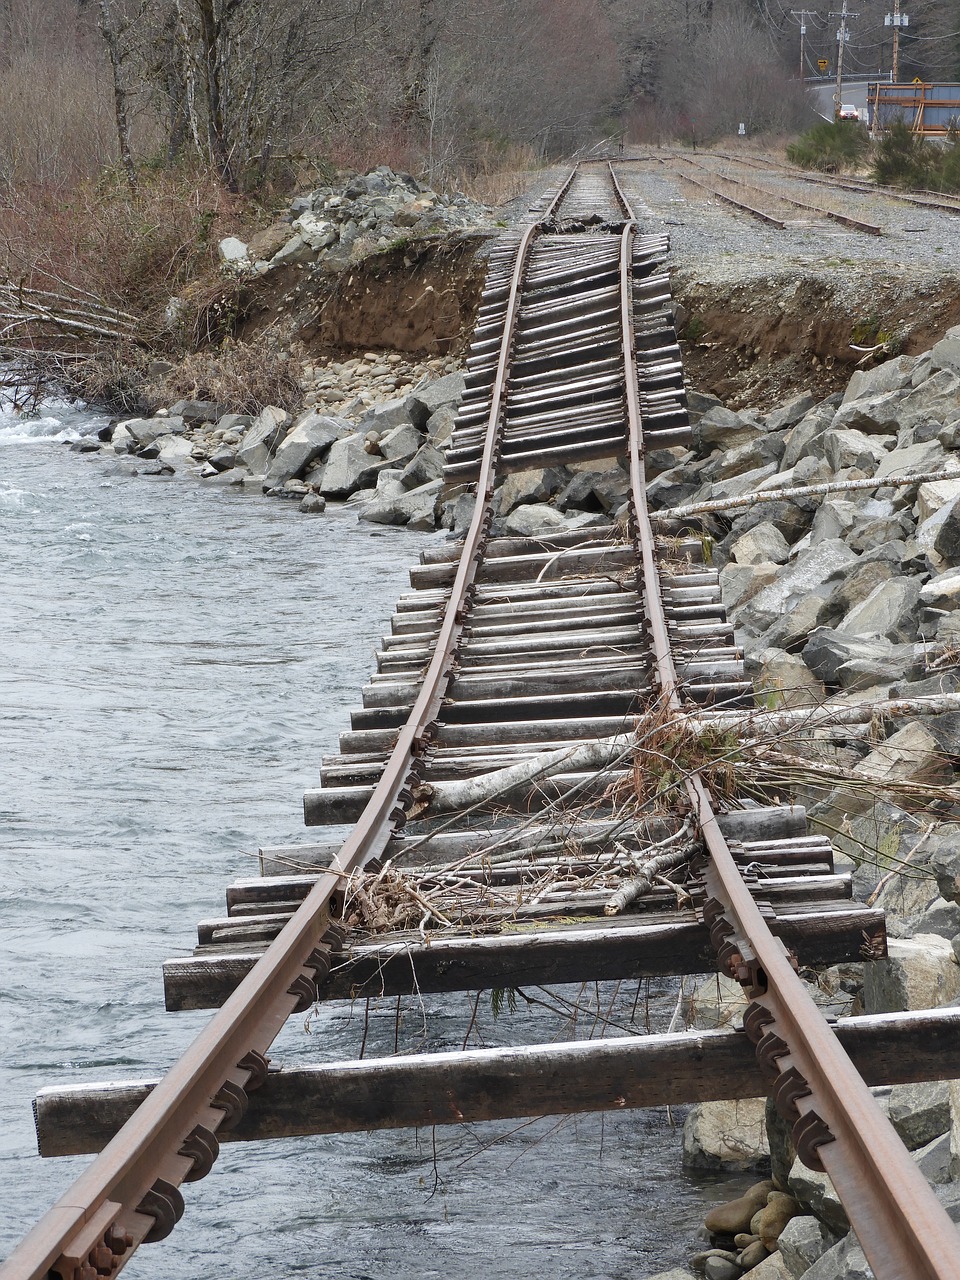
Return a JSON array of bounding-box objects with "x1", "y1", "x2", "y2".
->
[{"x1": 0, "y1": 0, "x2": 958, "y2": 387}]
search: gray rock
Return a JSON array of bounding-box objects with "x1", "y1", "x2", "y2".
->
[
  {"x1": 400, "y1": 442, "x2": 445, "y2": 489},
  {"x1": 377, "y1": 422, "x2": 423, "y2": 465},
  {"x1": 918, "y1": 895, "x2": 960, "y2": 939},
  {"x1": 830, "y1": 391, "x2": 903, "y2": 435},
  {"x1": 730, "y1": 522, "x2": 790, "y2": 566},
  {"x1": 836, "y1": 577, "x2": 921, "y2": 642},
  {"x1": 720, "y1": 562, "x2": 779, "y2": 614},
  {"x1": 809, "y1": 498, "x2": 860, "y2": 544},
  {"x1": 913, "y1": 1131, "x2": 952, "y2": 1184},
  {"x1": 693, "y1": 405, "x2": 764, "y2": 457},
  {"x1": 822, "y1": 427, "x2": 892, "y2": 473},
  {"x1": 756, "y1": 648, "x2": 827, "y2": 708},
  {"x1": 495, "y1": 467, "x2": 566, "y2": 515},
  {"x1": 876, "y1": 438, "x2": 952, "y2": 480},
  {"x1": 762, "y1": 595, "x2": 832, "y2": 651},
  {"x1": 642, "y1": 1272, "x2": 696, "y2": 1280},
  {"x1": 156, "y1": 435, "x2": 194, "y2": 464},
  {"x1": 236, "y1": 406, "x2": 291, "y2": 474},
  {"x1": 682, "y1": 1098, "x2": 770, "y2": 1172},
  {"x1": 930, "y1": 324, "x2": 960, "y2": 375},
  {"x1": 857, "y1": 721, "x2": 950, "y2": 783},
  {"x1": 800, "y1": 1234, "x2": 872, "y2": 1280},
  {"x1": 781, "y1": 404, "x2": 840, "y2": 468},
  {"x1": 408, "y1": 371, "x2": 466, "y2": 417},
  {"x1": 318, "y1": 433, "x2": 393, "y2": 498},
  {"x1": 736, "y1": 541, "x2": 858, "y2": 636},
  {"x1": 777, "y1": 1215, "x2": 838, "y2": 1278},
  {"x1": 787, "y1": 1158, "x2": 849, "y2": 1236},
  {"x1": 262, "y1": 413, "x2": 345, "y2": 489},
  {"x1": 207, "y1": 444, "x2": 238, "y2": 472},
  {"x1": 359, "y1": 477, "x2": 442, "y2": 529},
  {"x1": 169, "y1": 399, "x2": 222, "y2": 426},
  {"x1": 120, "y1": 415, "x2": 187, "y2": 447},
  {"x1": 841, "y1": 354, "x2": 917, "y2": 403},
  {"x1": 425, "y1": 402, "x2": 458, "y2": 445},
  {"x1": 299, "y1": 492, "x2": 327, "y2": 514},
  {"x1": 863, "y1": 934, "x2": 960, "y2": 1013},
  {"x1": 500, "y1": 503, "x2": 569, "y2": 537},
  {"x1": 270, "y1": 233, "x2": 314, "y2": 266},
  {"x1": 800, "y1": 627, "x2": 896, "y2": 687},
  {"x1": 920, "y1": 568, "x2": 960, "y2": 611},
  {"x1": 359, "y1": 395, "x2": 429, "y2": 434},
  {"x1": 928, "y1": 830, "x2": 960, "y2": 904},
  {"x1": 217, "y1": 236, "x2": 249, "y2": 264},
  {"x1": 888, "y1": 1080, "x2": 951, "y2": 1150},
  {"x1": 932, "y1": 496, "x2": 960, "y2": 563},
  {"x1": 766, "y1": 392, "x2": 816, "y2": 432}
]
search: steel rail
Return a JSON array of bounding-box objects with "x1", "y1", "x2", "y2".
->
[
  {"x1": 1, "y1": 171, "x2": 582, "y2": 1280},
  {"x1": 621, "y1": 201, "x2": 960, "y2": 1279}
]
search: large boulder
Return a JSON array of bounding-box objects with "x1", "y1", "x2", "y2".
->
[
  {"x1": 682, "y1": 1098, "x2": 770, "y2": 1172},
  {"x1": 261, "y1": 413, "x2": 346, "y2": 490},
  {"x1": 358, "y1": 395, "x2": 429, "y2": 434},
  {"x1": 692, "y1": 405, "x2": 764, "y2": 457},
  {"x1": 495, "y1": 467, "x2": 566, "y2": 515},
  {"x1": 863, "y1": 934, "x2": 960, "y2": 1013},
  {"x1": 169, "y1": 399, "x2": 222, "y2": 426},
  {"x1": 821, "y1": 427, "x2": 891, "y2": 473},
  {"x1": 730, "y1": 522, "x2": 790, "y2": 566},
  {"x1": 841, "y1": 354, "x2": 917, "y2": 403},
  {"x1": 236, "y1": 406, "x2": 291, "y2": 474},
  {"x1": 836, "y1": 577, "x2": 921, "y2": 642},
  {"x1": 408, "y1": 371, "x2": 466, "y2": 418},
  {"x1": 930, "y1": 324, "x2": 960, "y2": 375},
  {"x1": 887, "y1": 1080, "x2": 951, "y2": 1150},
  {"x1": 318, "y1": 433, "x2": 393, "y2": 498},
  {"x1": 358, "y1": 477, "x2": 442, "y2": 530},
  {"x1": 735, "y1": 541, "x2": 857, "y2": 636}
]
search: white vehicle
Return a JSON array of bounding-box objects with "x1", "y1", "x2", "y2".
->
[{"x1": 838, "y1": 103, "x2": 860, "y2": 121}]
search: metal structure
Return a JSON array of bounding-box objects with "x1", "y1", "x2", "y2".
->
[
  {"x1": 3, "y1": 161, "x2": 960, "y2": 1280},
  {"x1": 868, "y1": 81, "x2": 960, "y2": 135}
]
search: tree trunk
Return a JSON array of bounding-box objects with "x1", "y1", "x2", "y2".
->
[{"x1": 97, "y1": 0, "x2": 138, "y2": 188}]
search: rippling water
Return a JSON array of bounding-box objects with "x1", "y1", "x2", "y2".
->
[{"x1": 0, "y1": 393, "x2": 731, "y2": 1277}]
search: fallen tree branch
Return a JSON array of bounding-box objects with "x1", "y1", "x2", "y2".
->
[
  {"x1": 657, "y1": 468, "x2": 960, "y2": 522},
  {"x1": 414, "y1": 692, "x2": 960, "y2": 816}
]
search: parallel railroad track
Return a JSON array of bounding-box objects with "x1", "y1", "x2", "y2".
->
[
  {"x1": 708, "y1": 147, "x2": 960, "y2": 219},
  {"x1": 5, "y1": 160, "x2": 960, "y2": 1280},
  {"x1": 659, "y1": 152, "x2": 883, "y2": 235}
]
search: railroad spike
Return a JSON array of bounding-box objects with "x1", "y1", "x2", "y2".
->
[
  {"x1": 210, "y1": 1078, "x2": 248, "y2": 1130},
  {"x1": 137, "y1": 1178, "x2": 185, "y2": 1243},
  {"x1": 237, "y1": 1049, "x2": 270, "y2": 1091},
  {"x1": 179, "y1": 1124, "x2": 220, "y2": 1181},
  {"x1": 772, "y1": 1066, "x2": 813, "y2": 1124},
  {"x1": 793, "y1": 1109, "x2": 835, "y2": 1172}
]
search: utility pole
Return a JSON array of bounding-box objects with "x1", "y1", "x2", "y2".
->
[
  {"x1": 830, "y1": 0, "x2": 858, "y2": 118},
  {"x1": 885, "y1": 0, "x2": 909, "y2": 82},
  {"x1": 791, "y1": 10, "x2": 817, "y2": 83}
]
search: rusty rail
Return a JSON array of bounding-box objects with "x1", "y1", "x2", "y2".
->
[{"x1": 623, "y1": 212, "x2": 959, "y2": 1278}]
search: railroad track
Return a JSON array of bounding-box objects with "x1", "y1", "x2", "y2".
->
[
  {"x1": 5, "y1": 160, "x2": 960, "y2": 1280},
  {"x1": 710, "y1": 148, "x2": 960, "y2": 218},
  {"x1": 660, "y1": 153, "x2": 883, "y2": 235}
]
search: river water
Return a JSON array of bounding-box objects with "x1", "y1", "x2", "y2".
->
[{"x1": 0, "y1": 395, "x2": 733, "y2": 1278}]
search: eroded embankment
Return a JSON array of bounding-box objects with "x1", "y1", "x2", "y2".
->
[
  {"x1": 674, "y1": 266, "x2": 960, "y2": 411},
  {"x1": 226, "y1": 232, "x2": 491, "y2": 358}
]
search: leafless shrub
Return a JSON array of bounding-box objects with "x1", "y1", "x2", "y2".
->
[{"x1": 139, "y1": 340, "x2": 304, "y2": 415}]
